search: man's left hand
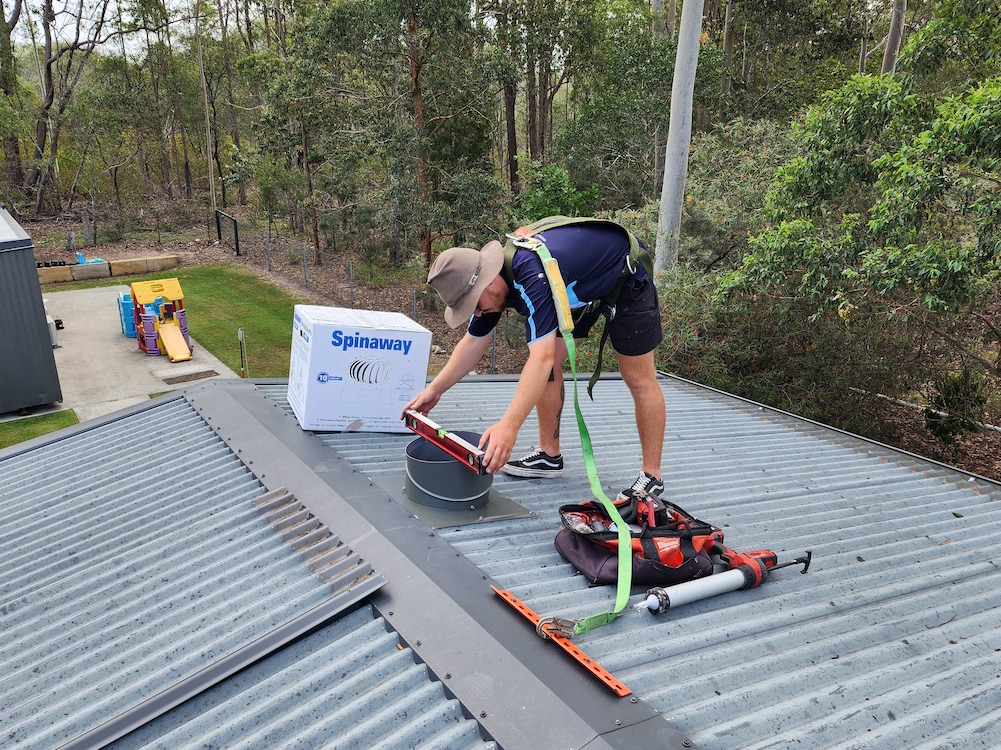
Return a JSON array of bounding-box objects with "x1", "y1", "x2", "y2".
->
[{"x1": 479, "y1": 420, "x2": 518, "y2": 474}]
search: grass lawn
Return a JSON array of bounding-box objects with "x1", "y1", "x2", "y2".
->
[
  {"x1": 1, "y1": 263, "x2": 307, "y2": 451},
  {"x1": 43, "y1": 263, "x2": 304, "y2": 377},
  {"x1": 155, "y1": 264, "x2": 300, "y2": 378},
  {"x1": 0, "y1": 410, "x2": 79, "y2": 450}
]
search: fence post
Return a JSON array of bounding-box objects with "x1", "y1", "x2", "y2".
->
[
  {"x1": 238, "y1": 327, "x2": 248, "y2": 378},
  {"x1": 214, "y1": 210, "x2": 239, "y2": 255},
  {"x1": 265, "y1": 224, "x2": 272, "y2": 272}
]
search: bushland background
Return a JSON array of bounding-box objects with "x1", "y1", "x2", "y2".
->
[{"x1": 6, "y1": 1, "x2": 1001, "y2": 478}]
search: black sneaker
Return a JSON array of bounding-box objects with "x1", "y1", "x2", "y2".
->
[
  {"x1": 616, "y1": 471, "x2": 664, "y2": 502},
  {"x1": 501, "y1": 450, "x2": 564, "y2": 478}
]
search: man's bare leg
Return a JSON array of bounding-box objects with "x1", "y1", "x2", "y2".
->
[
  {"x1": 536, "y1": 337, "x2": 568, "y2": 457},
  {"x1": 617, "y1": 349, "x2": 664, "y2": 479}
]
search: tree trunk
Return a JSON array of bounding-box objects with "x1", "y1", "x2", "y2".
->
[
  {"x1": 656, "y1": 0, "x2": 705, "y2": 271},
  {"x1": 25, "y1": 0, "x2": 109, "y2": 200},
  {"x1": 539, "y1": 54, "x2": 551, "y2": 159},
  {"x1": 526, "y1": 40, "x2": 539, "y2": 161},
  {"x1": 35, "y1": 118, "x2": 63, "y2": 214},
  {"x1": 24, "y1": 0, "x2": 56, "y2": 193},
  {"x1": 195, "y1": 0, "x2": 217, "y2": 221},
  {"x1": 505, "y1": 82, "x2": 520, "y2": 194},
  {"x1": 219, "y1": 0, "x2": 246, "y2": 204},
  {"x1": 1, "y1": 0, "x2": 24, "y2": 189},
  {"x1": 651, "y1": 0, "x2": 666, "y2": 36},
  {"x1": 300, "y1": 115, "x2": 321, "y2": 266},
  {"x1": 881, "y1": 0, "x2": 907, "y2": 75},
  {"x1": 407, "y1": 17, "x2": 432, "y2": 264},
  {"x1": 496, "y1": 1, "x2": 520, "y2": 194},
  {"x1": 210, "y1": 95, "x2": 227, "y2": 208},
  {"x1": 858, "y1": 18, "x2": 868, "y2": 74},
  {"x1": 720, "y1": 0, "x2": 734, "y2": 120},
  {"x1": 667, "y1": 0, "x2": 678, "y2": 36}
]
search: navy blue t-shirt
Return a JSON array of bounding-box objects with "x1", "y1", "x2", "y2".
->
[{"x1": 467, "y1": 223, "x2": 647, "y2": 343}]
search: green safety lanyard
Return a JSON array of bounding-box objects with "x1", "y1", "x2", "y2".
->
[{"x1": 509, "y1": 235, "x2": 632, "y2": 636}]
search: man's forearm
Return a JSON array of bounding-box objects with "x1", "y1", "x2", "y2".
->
[
  {"x1": 429, "y1": 333, "x2": 491, "y2": 395},
  {"x1": 499, "y1": 337, "x2": 556, "y2": 433}
]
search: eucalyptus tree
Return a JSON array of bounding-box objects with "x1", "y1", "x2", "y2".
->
[
  {"x1": 1, "y1": 0, "x2": 23, "y2": 190},
  {"x1": 482, "y1": 0, "x2": 523, "y2": 194},
  {"x1": 655, "y1": 0, "x2": 704, "y2": 270},
  {"x1": 23, "y1": 0, "x2": 114, "y2": 212},
  {"x1": 293, "y1": 0, "x2": 503, "y2": 264},
  {"x1": 557, "y1": 3, "x2": 720, "y2": 210}
]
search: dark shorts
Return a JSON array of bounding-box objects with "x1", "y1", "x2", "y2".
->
[{"x1": 571, "y1": 273, "x2": 663, "y2": 357}]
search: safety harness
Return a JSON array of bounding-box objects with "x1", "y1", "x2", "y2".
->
[
  {"x1": 501, "y1": 217, "x2": 653, "y2": 400},
  {"x1": 502, "y1": 217, "x2": 652, "y2": 636}
]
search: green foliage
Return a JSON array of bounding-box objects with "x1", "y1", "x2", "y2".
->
[
  {"x1": 900, "y1": 0, "x2": 1001, "y2": 95},
  {"x1": 556, "y1": 10, "x2": 722, "y2": 208},
  {"x1": 655, "y1": 263, "x2": 956, "y2": 436},
  {"x1": 256, "y1": 155, "x2": 305, "y2": 221},
  {"x1": 924, "y1": 369, "x2": 987, "y2": 448},
  {"x1": 682, "y1": 118, "x2": 801, "y2": 271},
  {"x1": 513, "y1": 162, "x2": 600, "y2": 223},
  {"x1": 0, "y1": 92, "x2": 19, "y2": 136},
  {"x1": 705, "y1": 41, "x2": 1001, "y2": 441},
  {"x1": 723, "y1": 74, "x2": 1001, "y2": 320},
  {"x1": 261, "y1": 0, "x2": 503, "y2": 262}
]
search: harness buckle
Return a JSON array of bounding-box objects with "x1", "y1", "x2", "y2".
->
[
  {"x1": 506, "y1": 233, "x2": 542, "y2": 250},
  {"x1": 536, "y1": 615, "x2": 577, "y2": 640},
  {"x1": 625, "y1": 254, "x2": 638, "y2": 275}
]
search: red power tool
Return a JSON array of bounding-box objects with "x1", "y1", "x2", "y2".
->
[{"x1": 636, "y1": 544, "x2": 812, "y2": 615}]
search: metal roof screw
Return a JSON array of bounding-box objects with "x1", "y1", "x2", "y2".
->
[
  {"x1": 445, "y1": 673, "x2": 451, "y2": 679},
  {"x1": 480, "y1": 711, "x2": 487, "y2": 718},
  {"x1": 415, "y1": 640, "x2": 421, "y2": 646},
  {"x1": 683, "y1": 742, "x2": 692, "y2": 748},
  {"x1": 630, "y1": 697, "x2": 637, "y2": 703},
  {"x1": 388, "y1": 610, "x2": 393, "y2": 616},
  {"x1": 614, "y1": 720, "x2": 621, "y2": 726}
]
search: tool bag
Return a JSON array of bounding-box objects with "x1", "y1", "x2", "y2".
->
[{"x1": 555, "y1": 498, "x2": 724, "y2": 586}]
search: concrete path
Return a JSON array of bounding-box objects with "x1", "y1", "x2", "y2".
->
[{"x1": 5, "y1": 286, "x2": 240, "y2": 423}]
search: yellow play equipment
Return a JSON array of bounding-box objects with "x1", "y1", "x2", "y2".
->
[{"x1": 129, "y1": 278, "x2": 192, "y2": 362}]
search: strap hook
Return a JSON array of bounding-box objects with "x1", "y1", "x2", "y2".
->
[{"x1": 536, "y1": 615, "x2": 577, "y2": 640}]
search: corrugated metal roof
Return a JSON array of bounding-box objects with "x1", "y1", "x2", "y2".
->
[
  {"x1": 0, "y1": 399, "x2": 384, "y2": 750},
  {"x1": 107, "y1": 604, "x2": 494, "y2": 750},
  {"x1": 262, "y1": 376, "x2": 1001, "y2": 750}
]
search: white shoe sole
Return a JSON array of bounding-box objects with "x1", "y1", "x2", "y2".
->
[{"x1": 500, "y1": 464, "x2": 563, "y2": 478}]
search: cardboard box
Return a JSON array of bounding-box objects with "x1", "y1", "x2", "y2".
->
[{"x1": 287, "y1": 305, "x2": 431, "y2": 432}]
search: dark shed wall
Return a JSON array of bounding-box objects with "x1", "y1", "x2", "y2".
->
[{"x1": 0, "y1": 207, "x2": 62, "y2": 412}]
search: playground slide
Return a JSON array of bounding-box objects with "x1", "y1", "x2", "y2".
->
[{"x1": 159, "y1": 325, "x2": 192, "y2": 363}]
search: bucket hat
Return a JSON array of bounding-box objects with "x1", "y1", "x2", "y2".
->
[{"x1": 427, "y1": 240, "x2": 504, "y2": 328}]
